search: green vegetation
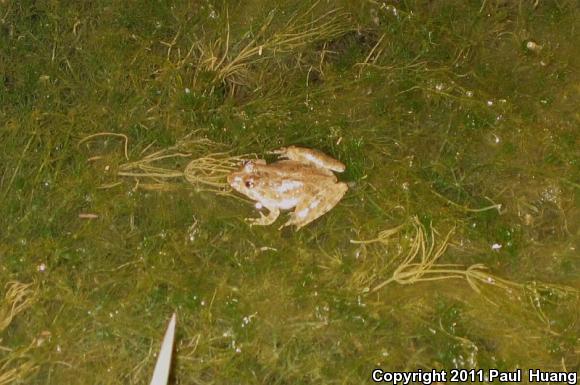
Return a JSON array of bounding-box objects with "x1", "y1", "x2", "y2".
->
[{"x1": 1, "y1": 0, "x2": 578, "y2": 383}]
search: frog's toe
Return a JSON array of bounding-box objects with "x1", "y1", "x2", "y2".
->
[
  {"x1": 279, "y1": 221, "x2": 305, "y2": 231},
  {"x1": 280, "y1": 213, "x2": 307, "y2": 230},
  {"x1": 246, "y1": 213, "x2": 267, "y2": 226},
  {"x1": 245, "y1": 216, "x2": 259, "y2": 226},
  {"x1": 245, "y1": 208, "x2": 280, "y2": 226},
  {"x1": 278, "y1": 220, "x2": 293, "y2": 230},
  {"x1": 268, "y1": 147, "x2": 289, "y2": 157}
]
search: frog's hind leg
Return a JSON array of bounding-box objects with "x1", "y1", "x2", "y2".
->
[
  {"x1": 247, "y1": 206, "x2": 280, "y2": 226},
  {"x1": 280, "y1": 182, "x2": 348, "y2": 230},
  {"x1": 271, "y1": 146, "x2": 345, "y2": 173}
]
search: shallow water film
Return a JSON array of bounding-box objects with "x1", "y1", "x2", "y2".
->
[{"x1": 1, "y1": 1, "x2": 578, "y2": 384}]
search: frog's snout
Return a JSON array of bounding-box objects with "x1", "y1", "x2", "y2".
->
[{"x1": 226, "y1": 173, "x2": 236, "y2": 186}]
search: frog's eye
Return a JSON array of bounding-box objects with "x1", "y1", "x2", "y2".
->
[{"x1": 245, "y1": 179, "x2": 254, "y2": 188}]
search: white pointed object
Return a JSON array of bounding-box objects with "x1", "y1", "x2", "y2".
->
[{"x1": 149, "y1": 313, "x2": 177, "y2": 385}]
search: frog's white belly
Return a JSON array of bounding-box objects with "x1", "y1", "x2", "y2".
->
[{"x1": 261, "y1": 195, "x2": 299, "y2": 210}]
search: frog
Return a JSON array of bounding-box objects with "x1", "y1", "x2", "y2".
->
[{"x1": 227, "y1": 146, "x2": 348, "y2": 230}]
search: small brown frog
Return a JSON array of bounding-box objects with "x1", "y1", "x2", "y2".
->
[{"x1": 228, "y1": 146, "x2": 348, "y2": 230}]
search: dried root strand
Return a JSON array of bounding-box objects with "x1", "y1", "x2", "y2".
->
[
  {"x1": 184, "y1": 152, "x2": 255, "y2": 193},
  {"x1": 0, "y1": 281, "x2": 36, "y2": 332}
]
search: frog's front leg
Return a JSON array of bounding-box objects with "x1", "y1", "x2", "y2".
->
[{"x1": 246, "y1": 205, "x2": 280, "y2": 226}]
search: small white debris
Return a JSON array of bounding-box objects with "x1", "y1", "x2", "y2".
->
[
  {"x1": 241, "y1": 313, "x2": 257, "y2": 328},
  {"x1": 37, "y1": 263, "x2": 47, "y2": 272},
  {"x1": 466, "y1": 90, "x2": 474, "y2": 97},
  {"x1": 184, "y1": 88, "x2": 191, "y2": 94},
  {"x1": 79, "y1": 213, "x2": 98, "y2": 219},
  {"x1": 487, "y1": 100, "x2": 494, "y2": 106},
  {"x1": 35, "y1": 331, "x2": 51, "y2": 347},
  {"x1": 491, "y1": 243, "x2": 502, "y2": 251},
  {"x1": 384, "y1": 5, "x2": 398, "y2": 17},
  {"x1": 187, "y1": 216, "x2": 198, "y2": 242},
  {"x1": 526, "y1": 40, "x2": 542, "y2": 52}
]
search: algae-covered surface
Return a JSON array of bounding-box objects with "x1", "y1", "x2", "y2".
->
[{"x1": 1, "y1": 1, "x2": 579, "y2": 384}]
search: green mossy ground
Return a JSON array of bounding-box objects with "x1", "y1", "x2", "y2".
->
[{"x1": 1, "y1": 1, "x2": 578, "y2": 383}]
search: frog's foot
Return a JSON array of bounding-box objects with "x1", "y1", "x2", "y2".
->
[
  {"x1": 280, "y1": 182, "x2": 348, "y2": 230},
  {"x1": 246, "y1": 207, "x2": 280, "y2": 227}
]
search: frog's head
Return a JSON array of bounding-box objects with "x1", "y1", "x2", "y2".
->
[{"x1": 227, "y1": 161, "x2": 258, "y2": 195}]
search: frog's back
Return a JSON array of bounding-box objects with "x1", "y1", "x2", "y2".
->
[{"x1": 269, "y1": 160, "x2": 336, "y2": 178}]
